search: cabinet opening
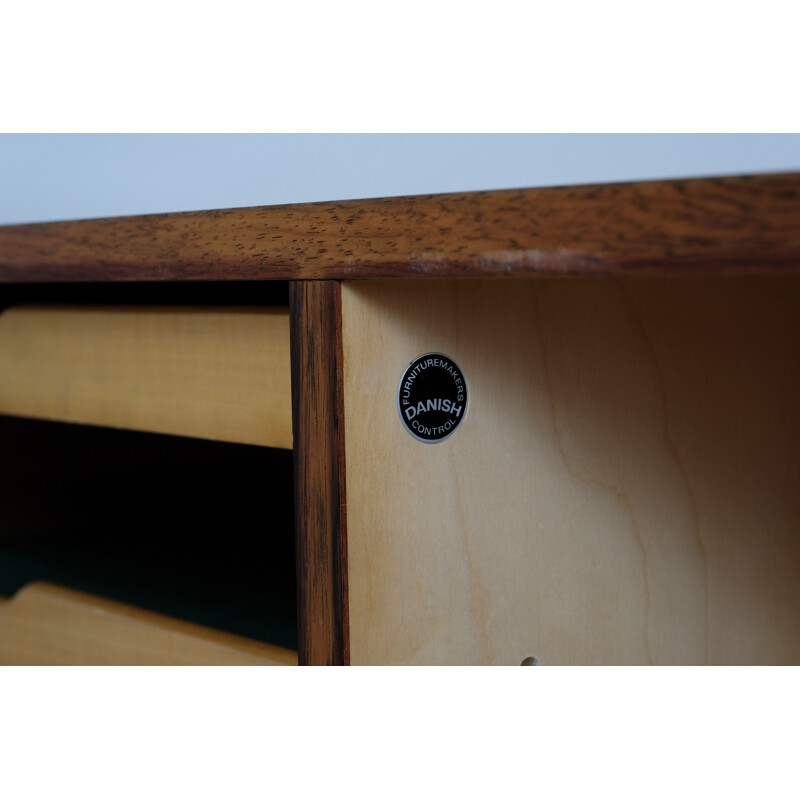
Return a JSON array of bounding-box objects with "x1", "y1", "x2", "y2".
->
[
  {"x1": 0, "y1": 415, "x2": 297, "y2": 652},
  {"x1": 0, "y1": 280, "x2": 290, "y2": 310}
]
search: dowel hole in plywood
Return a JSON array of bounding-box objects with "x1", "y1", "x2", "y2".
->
[{"x1": 520, "y1": 656, "x2": 540, "y2": 666}]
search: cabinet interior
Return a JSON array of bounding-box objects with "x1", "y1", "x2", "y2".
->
[{"x1": 0, "y1": 281, "x2": 297, "y2": 653}]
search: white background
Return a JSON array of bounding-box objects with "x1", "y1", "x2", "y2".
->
[{"x1": 3, "y1": 1, "x2": 798, "y2": 795}]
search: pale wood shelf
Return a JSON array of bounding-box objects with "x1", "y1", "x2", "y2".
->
[
  {"x1": 0, "y1": 582, "x2": 297, "y2": 666},
  {"x1": 0, "y1": 305, "x2": 293, "y2": 448}
]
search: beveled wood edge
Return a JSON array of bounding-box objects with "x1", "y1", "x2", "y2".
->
[
  {"x1": 289, "y1": 280, "x2": 348, "y2": 665},
  {"x1": 1, "y1": 173, "x2": 799, "y2": 282}
]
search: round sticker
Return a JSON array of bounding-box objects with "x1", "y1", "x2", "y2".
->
[{"x1": 397, "y1": 352, "x2": 468, "y2": 443}]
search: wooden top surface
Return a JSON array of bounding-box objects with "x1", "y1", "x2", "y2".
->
[{"x1": 0, "y1": 173, "x2": 799, "y2": 282}]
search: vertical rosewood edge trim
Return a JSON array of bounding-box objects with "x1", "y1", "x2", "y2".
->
[
  {"x1": 289, "y1": 280, "x2": 349, "y2": 665},
  {"x1": 334, "y1": 282, "x2": 350, "y2": 665}
]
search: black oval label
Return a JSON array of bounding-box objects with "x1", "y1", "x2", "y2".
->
[{"x1": 397, "y1": 352, "x2": 468, "y2": 443}]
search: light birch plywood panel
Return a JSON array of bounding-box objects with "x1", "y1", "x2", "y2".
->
[
  {"x1": 0, "y1": 582, "x2": 297, "y2": 665},
  {"x1": 341, "y1": 277, "x2": 800, "y2": 665},
  {"x1": 0, "y1": 306, "x2": 292, "y2": 448}
]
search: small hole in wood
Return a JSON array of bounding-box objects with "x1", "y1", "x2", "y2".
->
[{"x1": 520, "y1": 656, "x2": 539, "y2": 666}]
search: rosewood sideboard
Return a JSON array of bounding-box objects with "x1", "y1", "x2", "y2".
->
[{"x1": 0, "y1": 173, "x2": 798, "y2": 665}]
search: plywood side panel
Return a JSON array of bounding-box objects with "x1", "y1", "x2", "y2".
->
[
  {"x1": 341, "y1": 277, "x2": 800, "y2": 665},
  {"x1": 0, "y1": 583, "x2": 297, "y2": 665},
  {"x1": 0, "y1": 306, "x2": 292, "y2": 448}
]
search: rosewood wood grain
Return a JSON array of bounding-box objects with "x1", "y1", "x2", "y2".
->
[
  {"x1": 1, "y1": 174, "x2": 799, "y2": 282},
  {"x1": 289, "y1": 281, "x2": 348, "y2": 665}
]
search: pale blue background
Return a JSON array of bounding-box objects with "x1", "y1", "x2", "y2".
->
[{"x1": 1, "y1": 134, "x2": 799, "y2": 224}]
